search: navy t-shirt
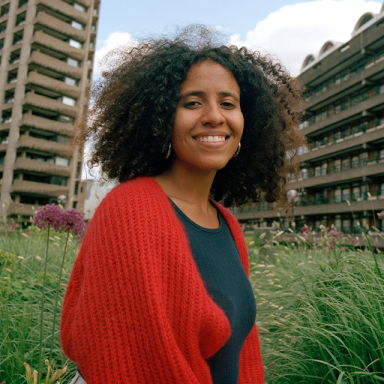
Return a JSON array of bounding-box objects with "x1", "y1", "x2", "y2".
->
[{"x1": 170, "y1": 200, "x2": 257, "y2": 384}]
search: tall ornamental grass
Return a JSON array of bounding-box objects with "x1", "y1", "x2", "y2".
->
[
  {"x1": 0, "y1": 225, "x2": 79, "y2": 383},
  {"x1": 250, "y1": 225, "x2": 384, "y2": 384}
]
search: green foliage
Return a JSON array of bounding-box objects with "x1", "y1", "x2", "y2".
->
[
  {"x1": 249, "y1": 235, "x2": 384, "y2": 384},
  {"x1": 0, "y1": 231, "x2": 78, "y2": 384}
]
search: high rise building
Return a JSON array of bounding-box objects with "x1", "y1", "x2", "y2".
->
[
  {"x1": 232, "y1": 4, "x2": 384, "y2": 233},
  {"x1": 0, "y1": 0, "x2": 100, "y2": 219}
]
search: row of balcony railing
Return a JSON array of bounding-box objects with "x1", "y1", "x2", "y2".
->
[
  {"x1": 304, "y1": 49, "x2": 384, "y2": 103},
  {"x1": 300, "y1": 84, "x2": 384, "y2": 129},
  {"x1": 297, "y1": 190, "x2": 384, "y2": 207},
  {"x1": 293, "y1": 155, "x2": 383, "y2": 182},
  {"x1": 229, "y1": 189, "x2": 384, "y2": 215},
  {"x1": 303, "y1": 118, "x2": 384, "y2": 153}
]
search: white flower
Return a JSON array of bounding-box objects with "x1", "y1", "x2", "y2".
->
[
  {"x1": 35, "y1": 255, "x2": 42, "y2": 261},
  {"x1": 259, "y1": 232, "x2": 266, "y2": 239}
]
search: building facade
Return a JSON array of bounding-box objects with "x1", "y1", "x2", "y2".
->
[
  {"x1": 0, "y1": 0, "x2": 100, "y2": 219},
  {"x1": 232, "y1": 4, "x2": 384, "y2": 233}
]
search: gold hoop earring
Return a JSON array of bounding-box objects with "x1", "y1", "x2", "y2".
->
[
  {"x1": 233, "y1": 142, "x2": 241, "y2": 158},
  {"x1": 165, "y1": 143, "x2": 172, "y2": 159}
]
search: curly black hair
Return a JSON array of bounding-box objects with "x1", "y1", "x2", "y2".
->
[{"x1": 76, "y1": 25, "x2": 304, "y2": 208}]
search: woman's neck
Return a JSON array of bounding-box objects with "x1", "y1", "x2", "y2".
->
[{"x1": 154, "y1": 164, "x2": 219, "y2": 228}]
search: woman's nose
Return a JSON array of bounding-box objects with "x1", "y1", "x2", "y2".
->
[{"x1": 201, "y1": 103, "x2": 225, "y2": 126}]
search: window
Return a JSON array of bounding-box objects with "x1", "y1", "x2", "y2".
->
[
  {"x1": 93, "y1": 8, "x2": 98, "y2": 14},
  {"x1": 0, "y1": 21, "x2": 6, "y2": 34},
  {"x1": 62, "y1": 96, "x2": 76, "y2": 106},
  {"x1": 74, "y1": 3, "x2": 85, "y2": 12},
  {"x1": 0, "y1": 4, "x2": 9, "y2": 17},
  {"x1": 88, "y1": 59, "x2": 92, "y2": 67},
  {"x1": 69, "y1": 39, "x2": 82, "y2": 49},
  {"x1": 18, "y1": 0, "x2": 28, "y2": 8},
  {"x1": 0, "y1": 39, "x2": 3, "y2": 50},
  {"x1": 55, "y1": 157, "x2": 69, "y2": 167},
  {"x1": 91, "y1": 24, "x2": 96, "y2": 32},
  {"x1": 64, "y1": 77, "x2": 76, "y2": 86},
  {"x1": 71, "y1": 21, "x2": 83, "y2": 30},
  {"x1": 58, "y1": 115, "x2": 75, "y2": 124},
  {"x1": 15, "y1": 12, "x2": 26, "y2": 26},
  {"x1": 67, "y1": 57, "x2": 79, "y2": 67},
  {"x1": 13, "y1": 31, "x2": 23, "y2": 45}
]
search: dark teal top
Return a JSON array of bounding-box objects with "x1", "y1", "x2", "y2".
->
[{"x1": 170, "y1": 200, "x2": 257, "y2": 384}]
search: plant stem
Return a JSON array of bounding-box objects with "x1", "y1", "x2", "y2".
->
[
  {"x1": 48, "y1": 231, "x2": 69, "y2": 362},
  {"x1": 365, "y1": 232, "x2": 383, "y2": 280},
  {"x1": 38, "y1": 226, "x2": 50, "y2": 382}
]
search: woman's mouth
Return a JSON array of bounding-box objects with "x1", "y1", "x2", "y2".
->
[{"x1": 194, "y1": 136, "x2": 226, "y2": 143}]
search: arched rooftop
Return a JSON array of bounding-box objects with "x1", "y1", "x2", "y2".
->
[
  {"x1": 301, "y1": 54, "x2": 316, "y2": 70},
  {"x1": 353, "y1": 12, "x2": 375, "y2": 32},
  {"x1": 319, "y1": 41, "x2": 342, "y2": 56}
]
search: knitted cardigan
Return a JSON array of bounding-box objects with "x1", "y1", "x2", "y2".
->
[{"x1": 61, "y1": 177, "x2": 264, "y2": 383}]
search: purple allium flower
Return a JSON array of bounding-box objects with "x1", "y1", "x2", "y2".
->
[
  {"x1": 62, "y1": 209, "x2": 85, "y2": 235},
  {"x1": 12, "y1": 223, "x2": 19, "y2": 229},
  {"x1": 19, "y1": 203, "x2": 24, "y2": 208},
  {"x1": 328, "y1": 244, "x2": 335, "y2": 250},
  {"x1": 329, "y1": 230, "x2": 339, "y2": 236},
  {"x1": 351, "y1": 238, "x2": 357, "y2": 243},
  {"x1": 301, "y1": 226, "x2": 310, "y2": 234},
  {"x1": 378, "y1": 210, "x2": 384, "y2": 219},
  {"x1": 33, "y1": 204, "x2": 64, "y2": 232}
]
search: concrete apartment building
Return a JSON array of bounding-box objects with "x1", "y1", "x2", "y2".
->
[
  {"x1": 0, "y1": 0, "x2": 100, "y2": 219},
  {"x1": 232, "y1": 4, "x2": 384, "y2": 233}
]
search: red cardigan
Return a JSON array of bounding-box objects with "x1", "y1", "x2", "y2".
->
[{"x1": 61, "y1": 177, "x2": 264, "y2": 383}]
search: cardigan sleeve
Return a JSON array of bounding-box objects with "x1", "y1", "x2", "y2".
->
[{"x1": 61, "y1": 181, "x2": 231, "y2": 383}]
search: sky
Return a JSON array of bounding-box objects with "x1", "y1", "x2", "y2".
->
[
  {"x1": 84, "y1": 0, "x2": 383, "y2": 181},
  {"x1": 94, "y1": 0, "x2": 383, "y2": 76}
]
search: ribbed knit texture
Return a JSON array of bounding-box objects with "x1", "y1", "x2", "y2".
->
[{"x1": 61, "y1": 177, "x2": 264, "y2": 383}]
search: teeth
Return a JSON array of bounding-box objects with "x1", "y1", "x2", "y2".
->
[{"x1": 196, "y1": 136, "x2": 225, "y2": 142}]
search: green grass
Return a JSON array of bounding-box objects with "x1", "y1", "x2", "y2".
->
[
  {"x1": 0, "y1": 227, "x2": 79, "y2": 384},
  {"x1": 249, "y1": 232, "x2": 384, "y2": 384},
  {"x1": 1, "y1": 223, "x2": 384, "y2": 383}
]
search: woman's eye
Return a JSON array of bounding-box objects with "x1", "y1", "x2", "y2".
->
[
  {"x1": 184, "y1": 101, "x2": 200, "y2": 108},
  {"x1": 221, "y1": 102, "x2": 235, "y2": 108}
]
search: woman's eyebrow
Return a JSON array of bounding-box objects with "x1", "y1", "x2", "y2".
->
[{"x1": 179, "y1": 91, "x2": 240, "y2": 101}]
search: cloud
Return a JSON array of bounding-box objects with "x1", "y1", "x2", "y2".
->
[
  {"x1": 94, "y1": 32, "x2": 138, "y2": 76},
  {"x1": 229, "y1": 0, "x2": 382, "y2": 76}
]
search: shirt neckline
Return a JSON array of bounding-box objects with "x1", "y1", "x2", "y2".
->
[{"x1": 168, "y1": 197, "x2": 223, "y2": 234}]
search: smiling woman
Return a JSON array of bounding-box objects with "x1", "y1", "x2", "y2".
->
[{"x1": 62, "y1": 25, "x2": 304, "y2": 384}]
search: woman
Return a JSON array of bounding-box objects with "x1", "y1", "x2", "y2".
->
[{"x1": 61, "y1": 26, "x2": 303, "y2": 383}]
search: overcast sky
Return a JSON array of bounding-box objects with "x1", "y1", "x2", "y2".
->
[{"x1": 95, "y1": 0, "x2": 383, "y2": 76}]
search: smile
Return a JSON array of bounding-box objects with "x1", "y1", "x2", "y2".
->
[{"x1": 194, "y1": 136, "x2": 226, "y2": 143}]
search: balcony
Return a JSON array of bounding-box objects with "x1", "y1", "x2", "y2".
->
[
  {"x1": 37, "y1": 0, "x2": 89, "y2": 25},
  {"x1": 17, "y1": 135, "x2": 72, "y2": 157},
  {"x1": 20, "y1": 114, "x2": 74, "y2": 136},
  {"x1": 230, "y1": 192, "x2": 384, "y2": 221},
  {"x1": 35, "y1": 11, "x2": 87, "y2": 42},
  {"x1": 29, "y1": 51, "x2": 82, "y2": 79},
  {"x1": 304, "y1": 51, "x2": 384, "y2": 110},
  {"x1": 300, "y1": 123, "x2": 384, "y2": 162},
  {"x1": 11, "y1": 179, "x2": 69, "y2": 197},
  {"x1": 23, "y1": 92, "x2": 77, "y2": 118},
  {"x1": 76, "y1": 0, "x2": 92, "y2": 7},
  {"x1": 32, "y1": 30, "x2": 85, "y2": 62},
  {"x1": 7, "y1": 203, "x2": 35, "y2": 217},
  {"x1": 14, "y1": 157, "x2": 71, "y2": 177},
  {"x1": 300, "y1": 85, "x2": 384, "y2": 135},
  {"x1": 291, "y1": 156, "x2": 384, "y2": 189},
  {"x1": 26, "y1": 71, "x2": 80, "y2": 99}
]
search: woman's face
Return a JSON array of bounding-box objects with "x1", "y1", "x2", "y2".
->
[{"x1": 170, "y1": 61, "x2": 244, "y2": 173}]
